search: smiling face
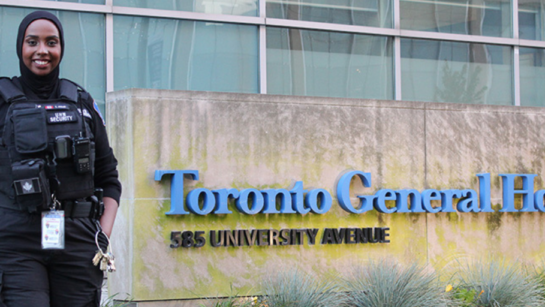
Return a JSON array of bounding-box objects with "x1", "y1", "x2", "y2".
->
[{"x1": 22, "y1": 19, "x2": 61, "y2": 77}]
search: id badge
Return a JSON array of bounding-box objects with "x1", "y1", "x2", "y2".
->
[{"x1": 41, "y1": 210, "x2": 65, "y2": 249}]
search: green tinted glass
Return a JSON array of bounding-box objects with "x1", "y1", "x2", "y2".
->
[
  {"x1": 519, "y1": 0, "x2": 545, "y2": 40},
  {"x1": 114, "y1": 15, "x2": 259, "y2": 94},
  {"x1": 520, "y1": 47, "x2": 545, "y2": 106},
  {"x1": 267, "y1": 27, "x2": 393, "y2": 100},
  {"x1": 114, "y1": 0, "x2": 258, "y2": 16},
  {"x1": 267, "y1": 0, "x2": 392, "y2": 28},
  {"x1": 401, "y1": 0, "x2": 512, "y2": 37},
  {"x1": 401, "y1": 39, "x2": 513, "y2": 105}
]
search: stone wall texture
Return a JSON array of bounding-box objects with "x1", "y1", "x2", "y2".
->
[{"x1": 106, "y1": 89, "x2": 545, "y2": 304}]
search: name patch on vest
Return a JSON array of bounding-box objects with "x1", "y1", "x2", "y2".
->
[
  {"x1": 47, "y1": 111, "x2": 77, "y2": 124},
  {"x1": 44, "y1": 105, "x2": 69, "y2": 110}
]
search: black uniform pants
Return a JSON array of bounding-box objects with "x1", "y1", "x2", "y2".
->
[{"x1": 0, "y1": 207, "x2": 107, "y2": 307}]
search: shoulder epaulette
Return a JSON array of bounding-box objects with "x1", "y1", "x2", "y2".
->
[
  {"x1": 0, "y1": 77, "x2": 27, "y2": 103},
  {"x1": 58, "y1": 79, "x2": 79, "y2": 103}
]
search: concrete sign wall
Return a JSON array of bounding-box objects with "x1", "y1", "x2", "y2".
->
[{"x1": 106, "y1": 89, "x2": 545, "y2": 304}]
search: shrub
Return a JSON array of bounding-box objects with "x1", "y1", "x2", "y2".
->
[
  {"x1": 451, "y1": 258, "x2": 545, "y2": 307},
  {"x1": 343, "y1": 260, "x2": 449, "y2": 307},
  {"x1": 260, "y1": 270, "x2": 346, "y2": 307},
  {"x1": 525, "y1": 259, "x2": 545, "y2": 300}
]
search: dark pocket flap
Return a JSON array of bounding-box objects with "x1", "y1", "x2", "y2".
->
[{"x1": 13, "y1": 108, "x2": 48, "y2": 154}]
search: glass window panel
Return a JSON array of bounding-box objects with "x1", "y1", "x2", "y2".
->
[
  {"x1": 520, "y1": 47, "x2": 545, "y2": 106},
  {"x1": 114, "y1": 15, "x2": 258, "y2": 94},
  {"x1": 0, "y1": 7, "x2": 106, "y2": 111},
  {"x1": 267, "y1": 27, "x2": 393, "y2": 100},
  {"x1": 401, "y1": 38, "x2": 512, "y2": 105},
  {"x1": 113, "y1": 0, "x2": 258, "y2": 16},
  {"x1": 519, "y1": 0, "x2": 545, "y2": 40},
  {"x1": 40, "y1": 0, "x2": 104, "y2": 3},
  {"x1": 267, "y1": 0, "x2": 392, "y2": 28},
  {"x1": 400, "y1": 0, "x2": 511, "y2": 37}
]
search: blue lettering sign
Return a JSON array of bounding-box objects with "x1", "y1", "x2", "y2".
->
[
  {"x1": 236, "y1": 189, "x2": 264, "y2": 215},
  {"x1": 534, "y1": 190, "x2": 545, "y2": 212},
  {"x1": 440, "y1": 190, "x2": 462, "y2": 212},
  {"x1": 290, "y1": 181, "x2": 310, "y2": 214},
  {"x1": 305, "y1": 189, "x2": 332, "y2": 214},
  {"x1": 336, "y1": 171, "x2": 373, "y2": 214},
  {"x1": 212, "y1": 189, "x2": 238, "y2": 214},
  {"x1": 500, "y1": 174, "x2": 537, "y2": 212},
  {"x1": 421, "y1": 189, "x2": 441, "y2": 213},
  {"x1": 262, "y1": 189, "x2": 295, "y2": 214},
  {"x1": 154, "y1": 170, "x2": 198, "y2": 215},
  {"x1": 187, "y1": 188, "x2": 216, "y2": 215},
  {"x1": 477, "y1": 173, "x2": 493, "y2": 212},
  {"x1": 374, "y1": 189, "x2": 396, "y2": 214},
  {"x1": 155, "y1": 170, "x2": 545, "y2": 216}
]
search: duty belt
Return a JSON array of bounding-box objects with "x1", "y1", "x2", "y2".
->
[
  {"x1": 62, "y1": 197, "x2": 104, "y2": 219},
  {"x1": 0, "y1": 189, "x2": 105, "y2": 217}
]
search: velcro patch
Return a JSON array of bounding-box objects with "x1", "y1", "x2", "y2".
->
[
  {"x1": 47, "y1": 111, "x2": 77, "y2": 124},
  {"x1": 14, "y1": 178, "x2": 41, "y2": 195},
  {"x1": 78, "y1": 108, "x2": 92, "y2": 119}
]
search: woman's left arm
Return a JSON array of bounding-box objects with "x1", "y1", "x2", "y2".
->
[
  {"x1": 100, "y1": 196, "x2": 118, "y2": 237},
  {"x1": 83, "y1": 93, "x2": 122, "y2": 235}
]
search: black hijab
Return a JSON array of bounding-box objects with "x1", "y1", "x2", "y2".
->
[{"x1": 16, "y1": 11, "x2": 64, "y2": 99}]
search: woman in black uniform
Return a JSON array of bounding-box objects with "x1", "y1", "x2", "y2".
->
[{"x1": 0, "y1": 11, "x2": 121, "y2": 307}]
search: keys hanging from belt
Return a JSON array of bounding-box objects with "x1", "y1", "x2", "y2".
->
[
  {"x1": 93, "y1": 249, "x2": 115, "y2": 272},
  {"x1": 92, "y1": 220, "x2": 116, "y2": 272}
]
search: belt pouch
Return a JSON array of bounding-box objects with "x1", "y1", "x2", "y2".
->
[{"x1": 12, "y1": 159, "x2": 51, "y2": 210}]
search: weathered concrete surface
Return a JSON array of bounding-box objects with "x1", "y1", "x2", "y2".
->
[
  {"x1": 106, "y1": 89, "x2": 545, "y2": 304},
  {"x1": 424, "y1": 105, "x2": 545, "y2": 264}
]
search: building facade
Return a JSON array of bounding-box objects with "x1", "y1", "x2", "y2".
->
[
  {"x1": 1, "y1": 0, "x2": 545, "y2": 109},
  {"x1": 3, "y1": 1, "x2": 545, "y2": 306}
]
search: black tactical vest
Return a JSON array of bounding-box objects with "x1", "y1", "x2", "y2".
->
[{"x1": 0, "y1": 78, "x2": 95, "y2": 212}]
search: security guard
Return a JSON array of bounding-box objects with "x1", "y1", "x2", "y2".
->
[{"x1": 0, "y1": 11, "x2": 121, "y2": 307}]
